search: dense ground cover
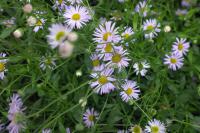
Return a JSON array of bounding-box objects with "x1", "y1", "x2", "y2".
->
[{"x1": 0, "y1": 0, "x2": 200, "y2": 132}]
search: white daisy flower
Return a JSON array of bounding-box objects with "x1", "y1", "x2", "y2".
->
[
  {"x1": 96, "y1": 43, "x2": 115, "y2": 61},
  {"x1": 93, "y1": 21, "x2": 121, "y2": 43},
  {"x1": 145, "y1": 119, "x2": 166, "y2": 133},
  {"x1": 67, "y1": 0, "x2": 83, "y2": 4},
  {"x1": 83, "y1": 108, "x2": 99, "y2": 128},
  {"x1": 172, "y1": 38, "x2": 190, "y2": 56},
  {"x1": 107, "y1": 46, "x2": 130, "y2": 71},
  {"x1": 33, "y1": 18, "x2": 45, "y2": 32},
  {"x1": 47, "y1": 23, "x2": 71, "y2": 48},
  {"x1": 120, "y1": 80, "x2": 140, "y2": 102},
  {"x1": 0, "y1": 53, "x2": 7, "y2": 80},
  {"x1": 53, "y1": 0, "x2": 67, "y2": 11},
  {"x1": 90, "y1": 68, "x2": 116, "y2": 94},
  {"x1": 129, "y1": 125, "x2": 143, "y2": 133},
  {"x1": 135, "y1": 1, "x2": 148, "y2": 17},
  {"x1": 39, "y1": 56, "x2": 56, "y2": 71},
  {"x1": 42, "y1": 129, "x2": 52, "y2": 133},
  {"x1": 90, "y1": 54, "x2": 104, "y2": 71},
  {"x1": 133, "y1": 60, "x2": 150, "y2": 76},
  {"x1": 64, "y1": 5, "x2": 91, "y2": 29},
  {"x1": 143, "y1": 19, "x2": 161, "y2": 39},
  {"x1": 122, "y1": 27, "x2": 134, "y2": 40},
  {"x1": 164, "y1": 52, "x2": 184, "y2": 71}
]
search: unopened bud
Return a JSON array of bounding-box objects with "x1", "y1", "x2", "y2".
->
[
  {"x1": 59, "y1": 41, "x2": 74, "y2": 58},
  {"x1": 27, "y1": 16, "x2": 37, "y2": 26},
  {"x1": 68, "y1": 32, "x2": 78, "y2": 42},
  {"x1": 13, "y1": 28, "x2": 23, "y2": 38},
  {"x1": 23, "y1": 4, "x2": 33, "y2": 13},
  {"x1": 164, "y1": 25, "x2": 171, "y2": 32}
]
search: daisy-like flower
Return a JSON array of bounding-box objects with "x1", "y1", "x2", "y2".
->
[
  {"x1": 83, "y1": 108, "x2": 99, "y2": 128},
  {"x1": 143, "y1": 19, "x2": 161, "y2": 39},
  {"x1": 133, "y1": 60, "x2": 150, "y2": 76},
  {"x1": 96, "y1": 43, "x2": 115, "y2": 61},
  {"x1": 164, "y1": 52, "x2": 184, "y2": 71},
  {"x1": 93, "y1": 21, "x2": 121, "y2": 43},
  {"x1": 122, "y1": 27, "x2": 134, "y2": 40},
  {"x1": 47, "y1": 23, "x2": 71, "y2": 48},
  {"x1": 129, "y1": 125, "x2": 143, "y2": 133},
  {"x1": 117, "y1": 130, "x2": 129, "y2": 133},
  {"x1": 0, "y1": 53, "x2": 7, "y2": 80},
  {"x1": 145, "y1": 119, "x2": 166, "y2": 133},
  {"x1": 175, "y1": 9, "x2": 188, "y2": 16},
  {"x1": 66, "y1": 127, "x2": 71, "y2": 133},
  {"x1": 172, "y1": 38, "x2": 190, "y2": 56},
  {"x1": 107, "y1": 46, "x2": 130, "y2": 71},
  {"x1": 42, "y1": 129, "x2": 52, "y2": 133},
  {"x1": 181, "y1": 0, "x2": 192, "y2": 7},
  {"x1": 64, "y1": 5, "x2": 91, "y2": 29},
  {"x1": 39, "y1": 56, "x2": 56, "y2": 71},
  {"x1": 33, "y1": 18, "x2": 45, "y2": 32},
  {"x1": 90, "y1": 68, "x2": 116, "y2": 94},
  {"x1": 120, "y1": 80, "x2": 140, "y2": 102},
  {"x1": 67, "y1": 0, "x2": 83, "y2": 4},
  {"x1": 0, "y1": 123, "x2": 4, "y2": 131},
  {"x1": 90, "y1": 54, "x2": 104, "y2": 71},
  {"x1": 135, "y1": 1, "x2": 148, "y2": 17},
  {"x1": 53, "y1": 0, "x2": 67, "y2": 11},
  {"x1": 7, "y1": 94, "x2": 26, "y2": 133},
  {"x1": 2, "y1": 17, "x2": 16, "y2": 28}
]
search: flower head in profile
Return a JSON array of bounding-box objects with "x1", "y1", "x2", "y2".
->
[
  {"x1": 143, "y1": 19, "x2": 160, "y2": 39},
  {"x1": 135, "y1": 1, "x2": 148, "y2": 17},
  {"x1": 7, "y1": 94, "x2": 26, "y2": 133},
  {"x1": 64, "y1": 5, "x2": 91, "y2": 29},
  {"x1": 107, "y1": 46, "x2": 130, "y2": 71},
  {"x1": 42, "y1": 128, "x2": 52, "y2": 133},
  {"x1": 122, "y1": 27, "x2": 134, "y2": 40},
  {"x1": 33, "y1": 18, "x2": 46, "y2": 32},
  {"x1": 93, "y1": 21, "x2": 121, "y2": 43},
  {"x1": 47, "y1": 23, "x2": 71, "y2": 48},
  {"x1": 39, "y1": 56, "x2": 56, "y2": 71},
  {"x1": 133, "y1": 60, "x2": 150, "y2": 76},
  {"x1": 164, "y1": 52, "x2": 184, "y2": 71},
  {"x1": 129, "y1": 125, "x2": 143, "y2": 133},
  {"x1": 90, "y1": 67, "x2": 116, "y2": 94},
  {"x1": 172, "y1": 38, "x2": 189, "y2": 56},
  {"x1": 83, "y1": 108, "x2": 99, "y2": 128},
  {"x1": 120, "y1": 80, "x2": 140, "y2": 102},
  {"x1": 0, "y1": 53, "x2": 7, "y2": 80},
  {"x1": 145, "y1": 119, "x2": 166, "y2": 133}
]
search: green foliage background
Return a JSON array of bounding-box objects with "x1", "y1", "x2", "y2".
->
[{"x1": 0, "y1": 0, "x2": 200, "y2": 132}]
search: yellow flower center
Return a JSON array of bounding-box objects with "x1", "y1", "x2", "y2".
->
[
  {"x1": 147, "y1": 25, "x2": 154, "y2": 31},
  {"x1": 92, "y1": 59, "x2": 100, "y2": 67},
  {"x1": 151, "y1": 126, "x2": 159, "y2": 133},
  {"x1": 88, "y1": 115, "x2": 94, "y2": 121},
  {"x1": 58, "y1": 0, "x2": 63, "y2": 4},
  {"x1": 178, "y1": 43, "x2": 183, "y2": 50},
  {"x1": 56, "y1": 31, "x2": 65, "y2": 41},
  {"x1": 72, "y1": 13, "x2": 81, "y2": 21},
  {"x1": 170, "y1": 58, "x2": 177, "y2": 64},
  {"x1": 112, "y1": 54, "x2": 122, "y2": 63},
  {"x1": 35, "y1": 20, "x2": 43, "y2": 26},
  {"x1": 98, "y1": 76, "x2": 108, "y2": 85},
  {"x1": 0, "y1": 63, "x2": 5, "y2": 72},
  {"x1": 104, "y1": 43, "x2": 112, "y2": 52},
  {"x1": 131, "y1": 125, "x2": 142, "y2": 133},
  {"x1": 124, "y1": 33, "x2": 130, "y2": 39},
  {"x1": 125, "y1": 88, "x2": 133, "y2": 96},
  {"x1": 103, "y1": 32, "x2": 112, "y2": 41}
]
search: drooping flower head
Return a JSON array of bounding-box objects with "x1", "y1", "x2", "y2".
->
[
  {"x1": 133, "y1": 60, "x2": 150, "y2": 76},
  {"x1": 64, "y1": 5, "x2": 91, "y2": 29},
  {"x1": 83, "y1": 108, "x2": 99, "y2": 128},
  {"x1": 145, "y1": 119, "x2": 166, "y2": 133},
  {"x1": 47, "y1": 23, "x2": 71, "y2": 48},
  {"x1": 7, "y1": 94, "x2": 26, "y2": 133},
  {"x1": 120, "y1": 80, "x2": 140, "y2": 102},
  {"x1": 0, "y1": 53, "x2": 7, "y2": 80},
  {"x1": 39, "y1": 56, "x2": 56, "y2": 71},
  {"x1": 143, "y1": 19, "x2": 160, "y2": 39},
  {"x1": 135, "y1": 1, "x2": 148, "y2": 17},
  {"x1": 172, "y1": 38, "x2": 189, "y2": 56},
  {"x1": 93, "y1": 21, "x2": 121, "y2": 43},
  {"x1": 164, "y1": 52, "x2": 184, "y2": 71},
  {"x1": 90, "y1": 67, "x2": 116, "y2": 94}
]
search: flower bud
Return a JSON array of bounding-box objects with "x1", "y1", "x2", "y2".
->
[
  {"x1": 23, "y1": 4, "x2": 33, "y2": 13},
  {"x1": 59, "y1": 41, "x2": 74, "y2": 58},
  {"x1": 79, "y1": 97, "x2": 87, "y2": 107},
  {"x1": 27, "y1": 16, "x2": 37, "y2": 26},
  {"x1": 13, "y1": 28, "x2": 23, "y2": 38},
  {"x1": 76, "y1": 70, "x2": 82, "y2": 77},
  {"x1": 164, "y1": 25, "x2": 171, "y2": 32},
  {"x1": 68, "y1": 32, "x2": 78, "y2": 42}
]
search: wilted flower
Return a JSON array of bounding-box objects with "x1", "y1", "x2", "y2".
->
[
  {"x1": 83, "y1": 108, "x2": 99, "y2": 128},
  {"x1": 39, "y1": 56, "x2": 56, "y2": 70}
]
